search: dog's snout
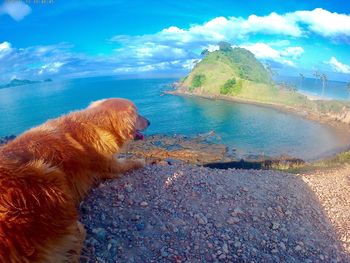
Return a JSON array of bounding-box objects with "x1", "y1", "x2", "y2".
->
[{"x1": 137, "y1": 115, "x2": 150, "y2": 131}]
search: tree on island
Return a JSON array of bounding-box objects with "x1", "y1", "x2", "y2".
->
[
  {"x1": 218, "y1": 41, "x2": 233, "y2": 52},
  {"x1": 299, "y1": 73, "x2": 305, "y2": 88},
  {"x1": 201, "y1": 49, "x2": 209, "y2": 56},
  {"x1": 313, "y1": 70, "x2": 320, "y2": 85},
  {"x1": 265, "y1": 63, "x2": 278, "y2": 78},
  {"x1": 320, "y1": 73, "x2": 328, "y2": 96}
]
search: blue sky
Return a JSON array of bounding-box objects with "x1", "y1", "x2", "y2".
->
[{"x1": 0, "y1": 0, "x2": 350, "y2": 83}]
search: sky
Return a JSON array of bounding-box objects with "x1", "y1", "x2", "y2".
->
[{"x1": 0, "y1": 0, "x2": 350, "y2": 83}]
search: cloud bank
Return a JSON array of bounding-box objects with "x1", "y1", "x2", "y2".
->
[
  {"x1": 0, "y1": 0, "x2": 31, "y2": 21},
  {"x1": 1, "y1": 8, "x2": 350, "y2": 82},
  {"x1": 327, "y1": 57, "x2": 350, "y2": 74}
]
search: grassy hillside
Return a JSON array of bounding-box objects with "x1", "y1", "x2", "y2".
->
[{"x1": 181, "y1": 46, "x2": 272, "y2": 95}]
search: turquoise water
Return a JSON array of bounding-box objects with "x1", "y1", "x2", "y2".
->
[{"x1": 0, "y1": 76, "x2": 348, "y2": 160}]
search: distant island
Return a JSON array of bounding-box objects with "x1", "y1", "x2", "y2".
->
[
  {"x1": 171, "y1": 42, "x2": 350, "y2": 126},
  {"x1": 0, "y1": 78, "x2": 52, "y2": 89}
]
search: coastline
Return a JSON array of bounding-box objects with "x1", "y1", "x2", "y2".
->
[
  {"x1": 165, "y1": 88, "x2": 350, "y2": 161},
  {"x1": 166, "y1": 88, "x2": 350, "y2": 131},
  {"x1": 297, "y1": 90, "x2": 331, "y2": 101}
]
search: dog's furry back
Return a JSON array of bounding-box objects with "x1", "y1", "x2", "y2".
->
[{"x1": 0, "y1": 99, "x2": 140, "y2": 262}]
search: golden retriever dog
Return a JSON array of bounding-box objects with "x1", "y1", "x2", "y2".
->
[{"x1": 0, "y1": 98, "x2": 150, "y2": 263}]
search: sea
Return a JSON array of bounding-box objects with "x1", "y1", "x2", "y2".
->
[{"x1": 0, "y1": 76, "x2": 349, "y2": 160}]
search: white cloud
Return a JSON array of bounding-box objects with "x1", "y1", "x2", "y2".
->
[
  {"x1": 0, "y1": 0, "x2": 31, "y2": 21},
  {"x1": 241, "y1": 12, "x2": 301, "y2": 37},
  {"x1": 112, "y1": 8, "x2": 350, "y2": 52},
  {"x1": 205, "y1": 44, "x2": 220, "y2": 52},
  {"x1": 281, "y1": 46, "x2": 304, "y2": 59},
  {"x1": 293, "y1": 8, "x2": 350, "y2": 38},
  {"x1": 326, "y1": 57, "x2": 350, "y2": 74},
  {"x1": 0, "y1": 41, "x2": 12, "y2": 58},
  {"x1": 240, "y1": 43, "x2": 302, "y2": 67},
  {"x1": 38, "y1": 62, "x2": 64, "y2": 75}
]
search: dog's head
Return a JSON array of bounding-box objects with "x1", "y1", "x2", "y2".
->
[{"x1": 89, "y1": 98, "x2": 150, "y2": 141}]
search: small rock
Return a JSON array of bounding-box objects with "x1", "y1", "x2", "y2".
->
[
  {"x1": 140, "y1": 201, "x2": 148, "y2": 207},
  {"x1": 271, "y1": 222, "x2": 280, "y2": 230},
  {"x1": 125, "y1": 185, "x2": 133, "y2": 193},
  {"x1": 279, "y1": 242, "x2": 286, "y2": 251},
  {"x1": 227, "y1": 217, "x2": 240, "y2": 225},
  {"x1": 241, "y1": 187, "x2": 248, "y2": 192},
  {"x1": 234, "y1": 241, "x2": 241, "y2": 248},
  {"x1": 222, "y1": 243, "x2": 229, "y2": 254},
  {"x1": 136, "y1": 222, "x2": 145, "y2": 231},
  {"x1": 101, "y1": 213, "x2": 106, "y2": 221},
  {"x1": 117, "y1": 194, "x2": 125, "y2": 201},
  {"x1": 294, "y1": 245, "x2": 302, "y2": 251},
  {"x1": 271, "y1": 248, "x2": 278, "y2": 254},
  {"x1": 194, "y1": 213, "x2": 208, "y2": 225},
  {"x1": 92, "y1": 228, "x2": 107, "y2": 241},
  {"x1": 231, "y1": 207, "x2": 244, "y2": 217},
  {"x1": 285, "y1": 210, "x2": 292, "y2": 216}
]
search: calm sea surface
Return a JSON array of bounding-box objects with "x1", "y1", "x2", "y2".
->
[{"x1": 0, "y1": 76, "x2": 349, "y2": 160}]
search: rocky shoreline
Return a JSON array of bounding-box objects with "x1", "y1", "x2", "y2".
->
[{"x1": 0, "y1": 134, "x2": 306, "y2": 170}]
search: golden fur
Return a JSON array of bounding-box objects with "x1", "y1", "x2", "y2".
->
[{"x1": 0, "y1": 98, "x2": 149, "y2": 262}]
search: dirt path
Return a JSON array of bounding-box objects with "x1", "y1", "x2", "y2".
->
[{"x1": 80, "y1": 163, "x2": 349, "y2": 262}]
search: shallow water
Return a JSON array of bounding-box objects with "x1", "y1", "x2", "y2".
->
[{"x1": 0, "y1": 76, "x2": 348, "y2": 159}]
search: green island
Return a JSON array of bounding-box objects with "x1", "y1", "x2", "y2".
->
[
  {"x1": 0, "y1": 78, "x2": 52, "y2": 89},
  {"x1": 173, "y1": 41, "x2": 350, "y2": 127},
  {"x1": 170, "y1": 41, "x2": 350, "y2": 171}
]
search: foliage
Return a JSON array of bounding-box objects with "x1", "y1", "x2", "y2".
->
[
  {"x1": 181, "y1": 42, "x2": 350, "y2": 114},
  {"x1": 218, "y1": 41, "x2": 233, "y2": 52},
  {"x1": 284, "y1": 150, "x2": 350, "y2": 174},
  {"x1": 220, "y1": 78, "x2": 235, "y2": 95},
  {"x1": 201, "y1": 49, "x2": 209, "y2": 56},
  {"x1": 189, "y1": 74, "x2": 206, "y2": 91},
  {"x1": 220, "y1": 78, "x2": 242, "y2": 95}
]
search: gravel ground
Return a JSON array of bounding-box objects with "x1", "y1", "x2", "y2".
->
[
  {"x1": 80, "y1": 163, "x2": 349, "y2": 263},
  {"x1": 301, "y1": 165, "x2": 350, "y2": 256}
]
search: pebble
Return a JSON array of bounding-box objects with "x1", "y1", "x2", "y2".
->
[
  {"x1": 279, "y1": 242, "x2": 286, "y2": 251},
  {"x1": 136, "y1": 222, "x2": 145, "y2": 231},
  {"x1": 92, "y1": 228, "x2": 107, "y2": 241},
  {"x1": 231, "y1": 207, "x2": 244, "y2": 216},
  {"x1": 271, "y1": 248, "x2": 278, "y2": 254},
  {"x1": 140, "y1": 201, "x2": 148, "y2": 207},
  {"x1": 227, "y1": 217, "x2": 240, "y2": 224},
  {"x1": 117, "y1": 194, "x2": 125, "y2": 201},
  {"x1": 234, "y1": 241, "x2": 241, "y2": 248},
  {"x1": 125, "y1": 185, "x2": 133, "y2": 193},
  {"x1": 294, "y1": 245, "x2": 302, "y2": 251},
  {"x1": 222, "y1": 243, "x2": 229, "y2": 254},
  {"x1": 271, "y1": 222, "x2": 280, "y2": 230},
  {"x1": 194, "y1": 213, "x2": 208, "y2": 225}
]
